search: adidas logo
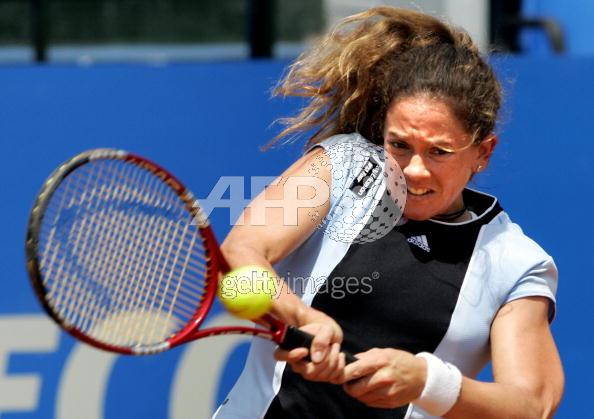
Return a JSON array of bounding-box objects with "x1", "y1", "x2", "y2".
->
[{"x1": 407, "y1": 235, "x2": 430, "y2": 252}]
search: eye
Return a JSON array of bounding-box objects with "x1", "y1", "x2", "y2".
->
[
  {"x1": 430, "y1": 147, "x2": 453, "y2": 156},
  {"x1": 388, "y1": 140, "x2": 409, "y2": 150}
]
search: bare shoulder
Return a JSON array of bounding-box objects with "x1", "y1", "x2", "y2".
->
[{"x1": 280, "y1": 145, "x2": 332, "y2": 180}]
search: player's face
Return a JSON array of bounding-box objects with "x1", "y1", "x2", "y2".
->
[{"x1": 383, "y1": 95, "x2": 495, "y2": 221}]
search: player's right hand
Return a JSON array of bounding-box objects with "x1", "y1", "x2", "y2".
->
[{"x1": 274, "y1": 312, "x2": 346, "y2": 384}]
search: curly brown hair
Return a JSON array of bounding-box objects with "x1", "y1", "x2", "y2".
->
[{"x1": 269, "y1": 7, "x2": 501, "y2": 149}]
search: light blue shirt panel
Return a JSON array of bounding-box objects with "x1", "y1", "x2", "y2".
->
[{"x1": 407, "y1": 212, "x2": 558, "y2": 419}]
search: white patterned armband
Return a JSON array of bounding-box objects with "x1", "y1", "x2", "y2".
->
[{"x1": 413, "y1": 352, "x2": 463, "y2": 417}]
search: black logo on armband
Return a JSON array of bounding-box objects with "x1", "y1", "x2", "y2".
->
[{"x1": 349, "y1": 157, "x2": 381, "y2": 198}]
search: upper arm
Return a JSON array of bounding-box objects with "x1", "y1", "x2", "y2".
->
[
  {"x1": 490, "y1": 296, "x2": 564, "y2": 416},
  {"x1": 222, "y1": 146, "x2": 332, "y2": 265}
]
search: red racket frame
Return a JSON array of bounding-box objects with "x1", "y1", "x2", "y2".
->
[{"x1": 26, "y1": 149, "x2": 308, "y2": 356}]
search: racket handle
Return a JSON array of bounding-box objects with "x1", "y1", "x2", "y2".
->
[{"x1": 280, "y1": 325, "x2": 358, "y2": 364}]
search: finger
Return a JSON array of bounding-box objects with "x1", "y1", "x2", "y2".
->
[
  {"x1": 299, "y1": 342, "x2": 341, "y2": 381},
  {"x1": 344, "y1": 369, "x2": 390, "y2": 398},
  {"x1": 329, "y1": 351, "x2": 347, "y2": 384},
  {"x1": 288, "y1": 342, "x2": 344, "y2": 382},
  {"x1": 314, "y1": 341, "x2": 341, "y2": 381},
  {"x1": 275, "y1": 347, "x2": 308, "y2": 362},
  {"x1": 343, "y1": 353, "x2": 382, "y2": 382},
  {"x1": 288, "y1": 356, "x2": 327, "y2": 377},
  {"x1": 355, "y1": 387, "x2": 399, "y2": 409},
  {"x1": 309, "y1": 326, "x2": 334, "y2": 363},
  {"x1": 343, "y1": 374, "x2": 373, "y2": 398},
  {"x1": 288, "y1": 358, "x2": 311, "y2": 375}
]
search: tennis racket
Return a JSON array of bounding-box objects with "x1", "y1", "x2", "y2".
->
[{"x1": 25, "y1": 148, "x2": 356, "y2": 362}]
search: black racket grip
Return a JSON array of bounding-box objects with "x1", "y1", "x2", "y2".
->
[{"x1": 280, "y1": 325, "x2": 358, "y2": 364}]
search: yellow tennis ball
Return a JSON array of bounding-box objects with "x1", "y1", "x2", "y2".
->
[{"x1": 217, "y1": 266, "x2": 277, "y2": 320}]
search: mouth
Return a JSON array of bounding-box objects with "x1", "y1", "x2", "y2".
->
[{"x1": 407, "y1": 187, "x2": 433, "y2": 196}]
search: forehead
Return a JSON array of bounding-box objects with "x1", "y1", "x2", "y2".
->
[{"x1": 384, "y1": 96, "x2": 469, "y2": 143}]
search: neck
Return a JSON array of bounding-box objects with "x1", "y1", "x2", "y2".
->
[{"x1": 431, "y1": 205, "x2": 468, "y2": 222}]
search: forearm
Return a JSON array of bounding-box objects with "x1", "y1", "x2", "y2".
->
[{"x1": 443, "y1": 377, "x2": 556, "y2": 419}]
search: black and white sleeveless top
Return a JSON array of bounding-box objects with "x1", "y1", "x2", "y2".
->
[{"x1": 214, "y1": 133, "x2": 557, "y2": 419}]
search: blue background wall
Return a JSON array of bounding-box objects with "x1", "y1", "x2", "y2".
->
[{"x1": 0, "y1": 57, "x2": 591, "y2": 418}]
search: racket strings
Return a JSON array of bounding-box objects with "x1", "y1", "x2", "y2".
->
[
  {"x1": 47, "y1": 162, "x2": 105, "y2": 317},
  {"x1": 38, "y1": 158, "x2": 209, "y2": 347},
  {"x1": 44, "y1": 159, "x2": 139, "y2": 338},
  {"x1": 97, "y1": 162, "x2": 173, "y2": 343},
  {"x1": 87, "y1": 161, "x2": 155, "y2": 343},
  {"x1": 50, "y1": 161, "x2": 205, "y2": 343}
]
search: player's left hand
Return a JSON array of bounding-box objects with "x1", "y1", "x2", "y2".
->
[{"x1": 341, "y1": 348, "x2": 427, "y2": 408}]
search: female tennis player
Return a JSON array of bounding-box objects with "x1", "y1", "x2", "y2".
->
[{"x1": 214, "y1": 7, "x2": 563, "y2": 419}]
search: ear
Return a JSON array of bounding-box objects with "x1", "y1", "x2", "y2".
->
[{"x1": 475, "y1": 135, "x2": 497, "y2": 172}]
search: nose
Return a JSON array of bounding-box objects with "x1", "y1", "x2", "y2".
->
[{"x1": 402, "y1": 154, "x2": 430, "y2": 180}]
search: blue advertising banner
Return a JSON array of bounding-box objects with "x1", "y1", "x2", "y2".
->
[{"x1": 0, "y1": 57, "x2": 591, "y2": 418}]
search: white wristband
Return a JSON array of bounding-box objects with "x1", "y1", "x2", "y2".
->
[{"x1": 413, "y1": 352, "x2": 462, "y2": 417}]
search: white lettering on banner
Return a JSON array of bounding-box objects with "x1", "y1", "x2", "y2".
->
[
  {"x1": 56, "y1": 343, "x2": 117, "y2": 419},
  {"x1": 169, "y1": 312, "x2": 252, "y2": 419},
  {"x1": 0, "y1": 315, "x2": 59, "y2": 412},
  {"x1": 0, "y1": 313, "x2": 256, "y2": 417}
]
